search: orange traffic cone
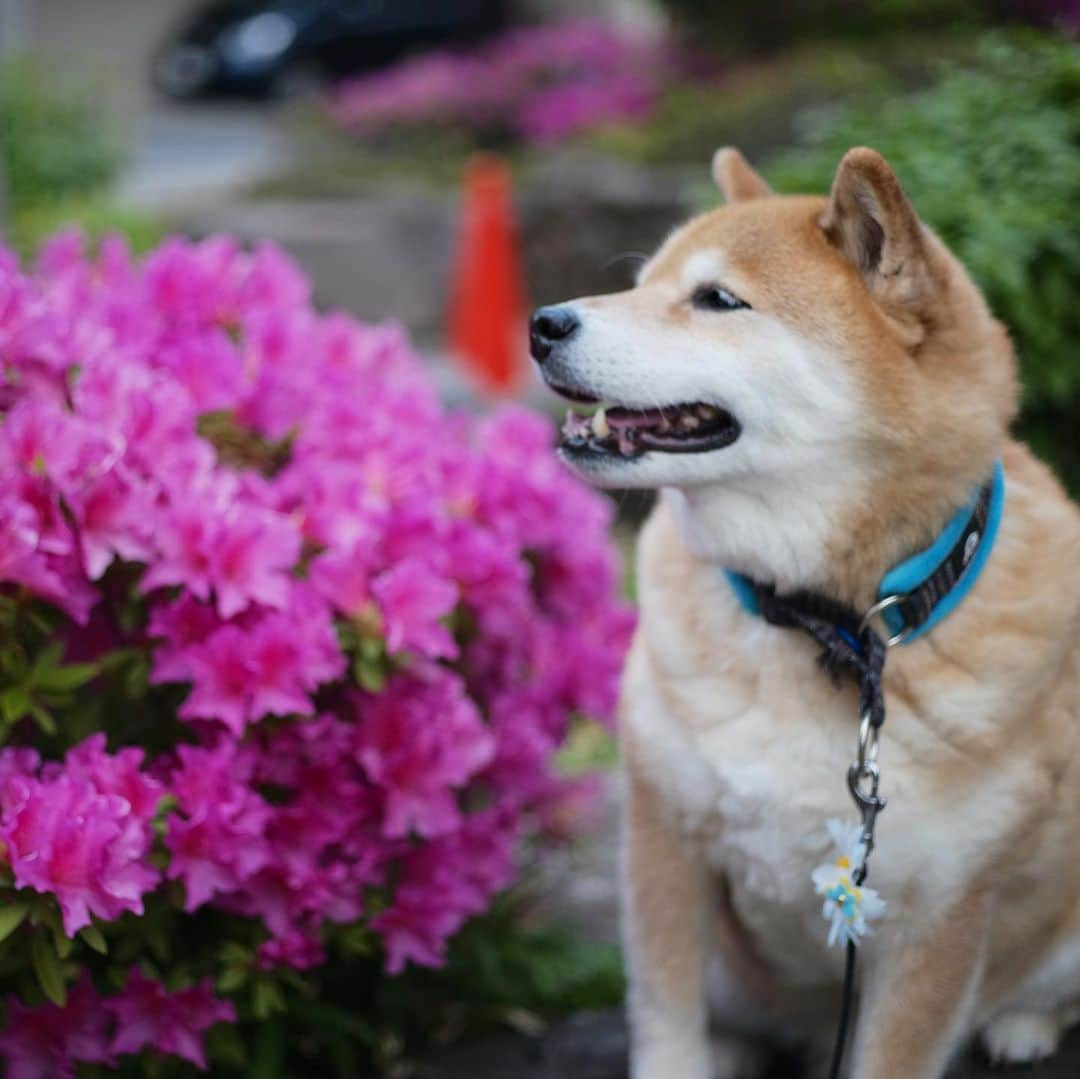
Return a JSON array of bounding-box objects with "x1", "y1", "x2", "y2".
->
[{"x1": 447, "y1": 154, "x2": 528, "y2": 396}]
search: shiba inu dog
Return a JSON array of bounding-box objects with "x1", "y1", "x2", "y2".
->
[{"x1": 529, "y1": 147, "x2": 1080, "y2": 1078}]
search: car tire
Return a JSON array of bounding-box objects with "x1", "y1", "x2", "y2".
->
[{"x1": 272, "y1": 60, "x2": 324, "y2": 102}]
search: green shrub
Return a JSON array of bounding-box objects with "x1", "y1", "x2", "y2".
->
[
  {"x1": 0, "y1": 61, "x2": 165, "y2": 260},
  {"x1": 590, "y1": 40, "x2": 921, "y2": 167},
  {"x1": 10, "y1": 196, "x2": 165, "y2": 260},
  {"x1": 0, "y1": 60, "x2": 122, "y2": 215},
  {"x1": 766, "y1": 34, "x2": 1080, "y2": 489},
  {"x1": 660, "y1": 0, "x2": 989, "y2": 53}
]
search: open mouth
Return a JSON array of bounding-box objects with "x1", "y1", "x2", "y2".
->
[{"x1": 558, "y1": 399, "x2": 741, "y2": 459}]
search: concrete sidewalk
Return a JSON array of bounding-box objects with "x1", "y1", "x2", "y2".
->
[{"x1": 419, "y1": 1009, "x2": 1080, "y2": 1078}]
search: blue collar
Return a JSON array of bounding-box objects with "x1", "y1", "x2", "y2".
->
[{"x1": 725, "y1": 460, "x2": 1005, "y2": 645}]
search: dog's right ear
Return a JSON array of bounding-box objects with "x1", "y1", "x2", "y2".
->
[
  {"x1": 822, "y1": 148, "x2": 934, "y2": 297},
  {"x1": 821, "y1": 147, "x2": 940, "y2": 345},
  {"x1": 712, "y1": 147, "x2": 773, "y2": 203}
]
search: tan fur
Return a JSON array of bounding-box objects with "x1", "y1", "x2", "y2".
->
[{"x1": 541, "y1": 147, "x2": 1080, "y2": 1077}]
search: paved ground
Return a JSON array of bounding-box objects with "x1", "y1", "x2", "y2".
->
[
  {"x1": 419, "y1": 1009, "x2": 1080, "y2": 1078},
  {"x1": 431, "y1": 775, "x2": 1080, "y2": 1078},
  {"x1": 117, "y1": 104, "x2": 293, "y2": 212}
]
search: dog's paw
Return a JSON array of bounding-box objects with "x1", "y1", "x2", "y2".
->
[{"x1": 980, "y1": 1011, "x2": 1062, "y2": 1066}]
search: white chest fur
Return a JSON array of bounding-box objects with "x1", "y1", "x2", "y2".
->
[
  {"x1": 622, "y1": 504, "x2": 1053, "y2": 989},
  {"x1": 624, "y1": 606, "x2": 860, "y2": 984}
]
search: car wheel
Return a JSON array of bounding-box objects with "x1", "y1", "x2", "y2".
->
[
  {"x1": 272, "y1": 60, "x2": 324, "y2": 102},
  {"x1": 153, "y1": 45, "x2": 217, "y2": 99}
]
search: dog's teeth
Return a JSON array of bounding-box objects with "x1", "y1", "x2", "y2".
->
[
  {"x1": 682, "y1": 414, "x2": 700, "y2": 430},
  {"x1": 698, "y1": 405, "x2": 718, "y2": 420},
  {"x1": 657, "y1": 416, "x2": 671, "y2": 432},
  {"x1": 592, "y1": 407, "x2": 610, "y2": 439}
]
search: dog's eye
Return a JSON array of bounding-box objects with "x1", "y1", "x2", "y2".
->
[{"x1": 691, "y1": 284, "x2": 749, "y2": 312}]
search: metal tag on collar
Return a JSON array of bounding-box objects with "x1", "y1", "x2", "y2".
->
[{"x1": 860, "y1": 594, "x2": 913, "y2": 649}]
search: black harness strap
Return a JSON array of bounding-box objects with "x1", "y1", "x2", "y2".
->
[{"x1": 752, "y1": 584, "x2": 888, "y2": 728}]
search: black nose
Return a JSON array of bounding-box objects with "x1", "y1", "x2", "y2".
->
[{"x1": 529, "y1": 305, "x2": 580, "y2": 362}]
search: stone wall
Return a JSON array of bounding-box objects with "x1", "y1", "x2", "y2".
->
[{"x1": 192, "y1": 157, "x2": 699, "y2": 346}]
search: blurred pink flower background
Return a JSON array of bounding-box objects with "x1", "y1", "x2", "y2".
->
[{"x1": 330, "y1": 19, "x2": 699, "y2": 145}]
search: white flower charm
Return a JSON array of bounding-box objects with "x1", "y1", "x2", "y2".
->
[{"x1": 812, "y1": 819, "x2": 887, "y2": 948}]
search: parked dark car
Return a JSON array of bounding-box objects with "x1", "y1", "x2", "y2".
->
[{"x1": 154, "y1": 0, "x2": 509, "y2": 98}]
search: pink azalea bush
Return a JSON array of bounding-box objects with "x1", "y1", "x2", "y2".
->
[
  {"x1": 330, "y1": 19, "x2": 699, "y2": 145},
  {"x1": 0, "y1": 230, "x2": 633, "y2": 1073}
]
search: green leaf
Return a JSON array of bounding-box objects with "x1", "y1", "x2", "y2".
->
[
  {"x1": 0, "y1": 687, "x2": 31, "y2": 724},
  {"x1": 251, "y1": 1019, "x2": 285, "y2": 1079},
  {"x1": 144, "y1": 921, "x2": 171, "y2": 964},
  {"x1": 35, "y1": 662, "x2": 98, "y2": 692},
  {"x1": 31, "y1": 933, "x2": 67, "y2": 1006},
  {"x1": 29, "y1": 704, "x2": 56, "y2": 736},
  {"x1": 251, "y1": 977, "x2": 285, "y2": 1020},
  {"x1": 352, "y1": 654, "x2": 386, "y2": 694},
  {"x1": 217, "y1": 965, "x2": 249, "y2": 994},
  {"x1": 217, "y1": 940, "x2": 252, "y2": 965},
  {"x1": 359, "y1": 636, "x2": 383, "y2": 661},
  {"x1": 0, "y1": 900, "x2": 29, "y2": 944},
  {"x1": 53, "y1": 927, "x2": 72, "y2": 959},
  {"x1": 205, "y1": 1023, "x2": 248, "y2": 1069},
  {"x1": 29, "y1": 641, "x2": 64, "y2": 678},
  {"x1": 79, "y1": 923, "x2": 108, "y2": 955}
]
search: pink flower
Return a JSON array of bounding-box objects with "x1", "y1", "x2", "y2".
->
[
  {"x1": 0, "y1": 494, "x2": 69, "y2": 605},
  {"x1": 308, "y1": 536, "x2": 377, "y2": 617},
  {"x1": 209, "y1": 508, "x2": 300, "y2": 619},
  {"x1": 331, "y1": 18, "x2": 682, "y2": 146},
  {"x1": 140, "y1": 491, "x2": 219, "y2": 603},
  {"x1": 258, "y1": 930, "x2": 325, "y2": 971},
  {"x1": 107, "y1": 971, "x2": 235, "y2": 1071},
  {"x1": 178, "y1": 624, "x2": 254, "y2": 734},
  {"x1": 1, "y1": 765, "x2": 159, "y2": 936},
  {"x1": 0, "y1": 746, "x2": 40, "y2": 786},
  {"x1": 0, "y1": 977, "x2": 113, "y2": 1079},
  {"x1": 148, "y1": 593, "x2": 222, "y2": 684},
  {"x1": 155, "y1": 327, "x2": 245, "y2": 412},
  {"x1": 176, "y1": 587, "x2": 342, "y2": 733},
  {"x1": 373, "y1": 810, "x2": 517, "y2": 973},
  {"x1": 354, "y1": 668, "x2": 494, "y2": 839},
  {"x1": 0, "y1": 225, "x2": 635, "y2": 1046},
  {"x1": 67, "y1": 466, "x2": 154, "y2": 580},
  {"x1": 165, "y1": 743, "x2": 271, "y2": 910},
  {"x1": 60, "y1": 734, "x2": 164, "y2": 825},
  {"x1": 372, "y1": 557, "x2": 459, "y2": 659}
]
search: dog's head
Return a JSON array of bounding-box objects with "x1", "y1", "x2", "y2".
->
[{"x1": 532, "y1": 147, "x2": 1019, "y2": 591}]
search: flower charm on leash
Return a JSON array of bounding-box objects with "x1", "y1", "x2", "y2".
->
[{"x1": 812, "y1": 819, "x2": 887, "y2": 948}]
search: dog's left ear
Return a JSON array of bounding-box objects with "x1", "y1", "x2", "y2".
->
[
  {"x1": 712, "y1": 147, "x2": 773, "y2": 203},
  {"x1": 822, "y1": 148, "x2": 936, "y2": 325}
]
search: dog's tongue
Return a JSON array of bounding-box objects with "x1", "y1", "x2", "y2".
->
[{"x1": 606, "y1": 406, "x2": 666, "y2": 430}]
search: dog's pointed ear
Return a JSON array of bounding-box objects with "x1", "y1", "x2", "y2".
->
[
  {"x1": 821, "y1": 148, "x2": 933, "y2": 311},
  {"x1": 712, "y1": 147, "x2": 773, "y2": 203}
]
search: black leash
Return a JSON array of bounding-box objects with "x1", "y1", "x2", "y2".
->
[
  {"x1": 752, "y1": 584, "x2": 889, "y2": 1079},
  {"x1": 829, "y1": 940, "x2": 858, "y2": 1079}
]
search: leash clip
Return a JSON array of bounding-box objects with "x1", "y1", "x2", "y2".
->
[
  {"x1": 859, "y1": 593, "x2": 912, "y2": 649},
  {"x1": 848, "y1": 711, "x2": 888, "y2": 869}
]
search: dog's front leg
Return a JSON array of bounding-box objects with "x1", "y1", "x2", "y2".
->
[
  {"x1": 622, "y1": 748, "x2": 714, "y2": 1079},
  {"x1": 848, "y1": 887, "x2": 992, "y2": 1079}
]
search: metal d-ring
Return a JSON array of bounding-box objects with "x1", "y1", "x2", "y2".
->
[
  {"x1": 856, "y1": 711, "x2": 879, "y2": 772},
  {"x1": 859, "y1": 593, "x2": 912, "y2": 649}
]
